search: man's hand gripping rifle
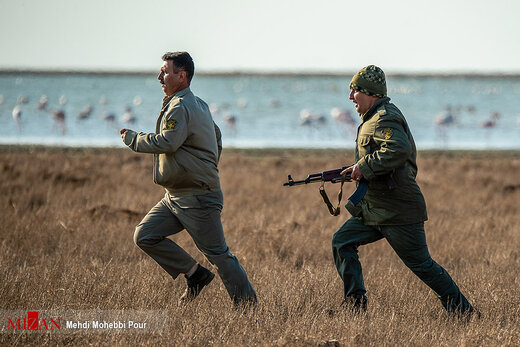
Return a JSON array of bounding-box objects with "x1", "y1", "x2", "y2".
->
[{"x1": 283, "y1": 167, "x2": 368, "y2": 216}]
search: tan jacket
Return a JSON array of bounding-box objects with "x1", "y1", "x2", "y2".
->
[{"x1": 124, "y1": 87, "x2": 222, "y2": 196}]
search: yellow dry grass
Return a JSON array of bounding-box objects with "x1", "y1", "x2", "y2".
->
[{"x1": 1, "y1": 146, "x2": 519, "y2": 346}]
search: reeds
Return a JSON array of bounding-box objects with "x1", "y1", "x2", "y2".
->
[{"x1": 1, "y1": 147, "x2": 519, "y2": 346}]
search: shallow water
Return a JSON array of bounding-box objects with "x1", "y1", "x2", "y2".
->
[{"x1": 1, "y1": 73, "x2": 519, "y2": 149}]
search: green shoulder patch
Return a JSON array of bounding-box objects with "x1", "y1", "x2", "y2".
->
[
  {"x1": 165, "y1": 119, "x2": 177, "y2": 130},
  {"x1": 382, "y1": 128, "x2": 393, "y2": 140}
]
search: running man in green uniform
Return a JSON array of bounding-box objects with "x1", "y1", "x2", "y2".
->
[{"x1": 333, "y1": 65, "x2": 477, "y2": 316}]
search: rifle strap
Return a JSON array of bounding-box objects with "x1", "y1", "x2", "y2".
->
[{"x1": 319, "y1": 174, "x2": 345, "y2": 216}]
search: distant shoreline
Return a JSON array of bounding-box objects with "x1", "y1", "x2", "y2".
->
[
  {"x1": 1, "y1": 69, "x2": 520, "y2": 79},
  {"x1": 2, "y1": 144, "x2": 520, "y2": 158}
]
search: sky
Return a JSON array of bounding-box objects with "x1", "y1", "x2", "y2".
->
[{"x1": 1, "y1": 0, "x2": 519, "y2": 74}]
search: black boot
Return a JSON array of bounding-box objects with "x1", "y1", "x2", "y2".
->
[
  {"x1": 346, "y1": 294, "x2": 367, "y2": 313},
  {"x1": 453, "y1": 305, "x2": 482, "y2": 321},
  {"x1": 325, "y1": 294, "x2": 368, "y2": 316},
  {"x1": 179, "y1": 264, "x2": 215, "y2": 303}
]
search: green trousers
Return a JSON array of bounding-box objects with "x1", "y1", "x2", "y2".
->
[
  {"x1": 332, "y1": 217, "x2": 473, "y2": 313},
  {"x1": 134, "y1": 191, "x2": 257, "y2": 303}
]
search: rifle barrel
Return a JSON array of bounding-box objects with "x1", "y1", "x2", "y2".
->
[
  {"x1": 283, "y1": 171, "x2": 352, "y2": 186},
  {"x1": 283, "y1": 176, "x2": 322, "y2": 186}
]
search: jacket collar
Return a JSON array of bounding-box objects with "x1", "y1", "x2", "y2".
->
[
  {"x1": 162, "y1": 95, "x2": 174, "y2": 108},
  {"x1": 173, "y1": 86, "x2": 191, "y2": 98},
  {"x1": 162, "y1": 86, "x2": 192, "y2": 107},
  {"x1": 361, "y1": 96, "x2": 391, "y2": 122}
]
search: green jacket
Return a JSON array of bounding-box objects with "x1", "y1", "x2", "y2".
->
[
  {"x1": 124, "y1": 87, "x2": 222, "y2": 196},
  {"x1": 346, "y1": 97, "x2": 428, "y2": 225}
]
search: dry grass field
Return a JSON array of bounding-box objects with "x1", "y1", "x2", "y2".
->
[{"x1": 1, "y1": 146, "x2": 519, "y2": 346}]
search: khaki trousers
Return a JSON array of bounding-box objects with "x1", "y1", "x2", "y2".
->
[{"x1": 134, "y1": 191, "x2": 256, "y2": 303}]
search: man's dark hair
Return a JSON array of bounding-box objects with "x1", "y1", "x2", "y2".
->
[{"x1": 162, "y1": 51, "x2": 195, "y2": 82}]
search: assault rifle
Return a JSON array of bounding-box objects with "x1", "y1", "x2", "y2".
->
[
  {"x1": 283, "y1": 167, "x2": 351, "y2": 186},
  {"x1": 283, "y1": 167, "x2": 368, "y2": 216}
]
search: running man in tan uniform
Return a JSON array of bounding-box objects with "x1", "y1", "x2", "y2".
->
[{"x1": 120, "y1": 51, "x2": 256, "y2": 306}]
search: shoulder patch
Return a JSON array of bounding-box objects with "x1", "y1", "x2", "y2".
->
[
  {"x1": 382, "y1": 128, "x2": 393, "y2": 140},
  {"x1": 375, "y1": 109, "x2": 387, "y2": 117},
  {"x1": 165, "y1": 119, "x2": 177, "y2": 130}
]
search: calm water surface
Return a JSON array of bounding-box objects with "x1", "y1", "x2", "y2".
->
[{"x1": 1, "y1": 73, "x2": 519, "y2": 149}]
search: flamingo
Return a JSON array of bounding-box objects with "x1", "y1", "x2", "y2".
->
[
  {"x1": 52, "y1": 110, "x2": 66, "y2": 134},
  {"x1": 223, "y1": 114, "x2": 238, "y2": 135},
  {"x1": 12, "y1": 105, "x2": 22, "y2": 131},
  {"x1": 434, "y1": 107, "x2": 456, "y2": 126},
  {"x1": 37, "y1": 95, "x2": 48, "y2": 111},
  {"x1": 330, "y1": 107, "x2": 355, "y2": 126},
  {"x1": 121, "y1": 106, "x2": 136, "y2": 124},
  {"x1": 300, "y1": 109, "x2": 326, "y2": 126},
  {"x1": 78, "y1": 105, "x2": 93, "y2": 120},
  {"x1": 480, "y1": 112, "x2": 500, "y2": 128}
]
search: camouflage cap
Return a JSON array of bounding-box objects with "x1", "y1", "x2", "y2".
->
[{"x1": 349, "y1": 65, "x2": 387, "y2": 98}]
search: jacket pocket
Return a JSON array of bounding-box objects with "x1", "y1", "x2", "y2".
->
[
  {"x1": 196, "y1": 191, "x2": 223, "y2": 211},
  {"x1": 345, "y1": 200, "x2": 363, "y2": 217},
  {"x1": 155, "y1": 153, "x2": 191, "y2": 187},
  {"x1": 357, "y1": 135, "x2": 372, "y2": 158},
  {"x1": 361, "y1": 202, "x2": 398, "y2": 225}
]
